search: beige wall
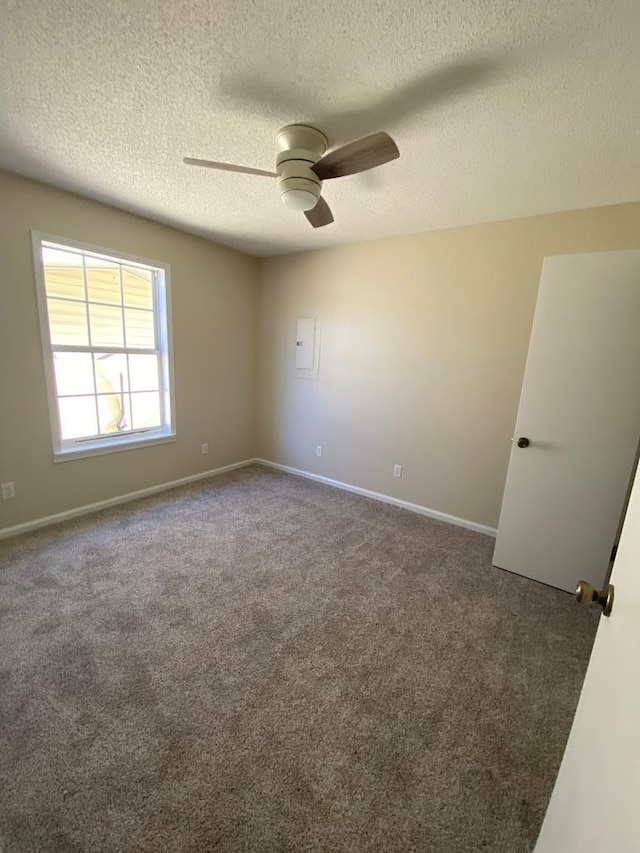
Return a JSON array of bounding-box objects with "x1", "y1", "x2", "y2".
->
[
  {"x1": 3, "y1": 168, "x2": 640, "y2": 535},
  {"x1": 0, "y1": 170, "x2": 258, "y2": 529},
  {"x1": 257, "y1": 203, "x2": 640, "y2": 529}
]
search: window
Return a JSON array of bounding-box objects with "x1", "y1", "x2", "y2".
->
[{"x1": 32, "y1": 233, "x2": 175, "y2": 461}]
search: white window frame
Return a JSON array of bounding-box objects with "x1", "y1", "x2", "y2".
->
[{"x1": 32, "y1": 231, "x2": 176, "y2": 462}]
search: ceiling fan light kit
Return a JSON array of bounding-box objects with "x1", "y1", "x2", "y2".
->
[
  {"x1": 275, "y1": 125, "x2": 327, "y2": 211},
  {"x1": 184, "y1": 124, "x2": 399, "y2": 228}
]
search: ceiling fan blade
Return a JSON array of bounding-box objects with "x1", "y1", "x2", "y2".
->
[
  {"x1": 311, "y1": 132, "x2": 399, "y2": 181},
  {"x1": 305, "y1": 196, "x2": 334, "y2": 228},
  {"x1": 183, "y1": 157, "x2": 277, "y2": 178}
]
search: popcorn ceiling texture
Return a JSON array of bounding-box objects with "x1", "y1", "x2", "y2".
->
[{"x1": 0, "y1": 0, "x2": 638, "y2": 256}]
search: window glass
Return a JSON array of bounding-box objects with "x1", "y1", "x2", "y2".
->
[
  {"x1": 34, "y1": 234, "x2": 174, "y2": 458},
  {"x1": 47, "y1": 298, "x2": 89, "y2": 346},
  {"x1": 54, "y1": 352, "x2": 95, "y2": 396},
  {"x1": 125, "y1": 308, "x2": 155, "y2": 348},
  {"x1": 123, "y1": 267, "x2": 153, "y2": 309},
  {"x1": 86, "y1": 259, "x2": 121, "y2": 304}
]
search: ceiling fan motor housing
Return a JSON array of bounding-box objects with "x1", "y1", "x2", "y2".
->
[{"x1": 276, "y1": 125, "x2": 328, "y2": 212}]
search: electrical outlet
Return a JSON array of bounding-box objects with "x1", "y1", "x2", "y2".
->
[
  {"x1": 393, "y1": 464, "x2": 403, "y2": 478},
  {"x1": 315, "y1": 445, "x2": 323, "y2": 458},
  {"x1": 1, "y1": 481, "x2": 16, "y2": 500},
  {"x1": 201, "y1": 443, "x2": 209, "y2": 455}
]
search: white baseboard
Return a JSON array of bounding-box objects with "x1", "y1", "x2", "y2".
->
[
  {"x1": 1, "y1": 456, "x2": 497, "y2": 541},
  {"x1": 0, "y1": 459, "x2": 257, "y2": 541},
  {"x1": 255, "y1": 458, "x2": 497, "y2": 537}
]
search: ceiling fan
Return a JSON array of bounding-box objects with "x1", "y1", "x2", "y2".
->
[{"x1": 183, "y1": 125, "x2": 399, "y2": 228}]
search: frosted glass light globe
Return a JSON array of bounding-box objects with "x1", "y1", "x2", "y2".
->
[{"x1": 281, "y1": 189, "x2": 318, "y2": 212}]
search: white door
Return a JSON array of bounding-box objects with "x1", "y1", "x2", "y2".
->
[
  {"x1": 493, "y1": 250, "x2": 640, "y2": 592},
  {"x1": 535, "y1": 455, "x2": 640, "y2": 852}
]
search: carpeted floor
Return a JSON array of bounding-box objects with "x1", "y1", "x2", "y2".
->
[{"x1": 0, "y1": 465, "x2": 597, "y2": 853}]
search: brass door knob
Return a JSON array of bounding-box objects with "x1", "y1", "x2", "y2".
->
[
  {"x1": 576, "y1": 580, "x2": 615, "y2": 617},
  {"x1": 517, "y1": 437, "x2": 530, "y2": 448}
]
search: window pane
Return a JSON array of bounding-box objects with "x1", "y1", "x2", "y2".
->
[
  {"x1": 42, "y1": 246, "x2": 83, "y2": 267},
  {"x1": 43, "y1": 248, "x2": 85, "y2": 300},
  {"x1": 123, "y1": 267, "x2": 153, "y2": 309},
  {"x1": 94, "y1": 353, "x2": 129, "y2": 394},
  {"x1": 86, "y1": 260, "x2": 121, "y2": 304},
  {"x1": 97, "y1": 392, "x2": 131, "y2": 435},
  {"x1": 89, "y1": 303, "x2": 124, "y2": 347},
  {"x1": 37, "y1": 240, "x2": 172, "y2": 454},
  {"x1": 128, "y1": 354, "x2": 159, "y2": 391},
  {"x1": 54, "y1": 352, "x2": 95, "y2": 396},
  {"x1": 125, "y1": 308, "x2": 155, "y2": 348},
  {"x1": 131, "y1": 392, "x2": 161, "y2": 429},
  {"x1": 47, "y1": 298, "x2": 89, "y2": 345},
  {"x1": 58, "y1": 396, "x2": 98, "y2": 440}
]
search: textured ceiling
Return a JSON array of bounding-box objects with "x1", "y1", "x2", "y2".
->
[{"x1": 1, "y1": 0, "x2": 639, "y2": 257}]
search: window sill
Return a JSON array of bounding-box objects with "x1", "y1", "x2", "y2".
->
[{"x1": 53, "y1": 431, "x2": 176, "y2": 463}]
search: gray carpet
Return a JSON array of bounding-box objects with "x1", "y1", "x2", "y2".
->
[{"x1": 0, "y1": 465, "x2": 597, "y2": 853}]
